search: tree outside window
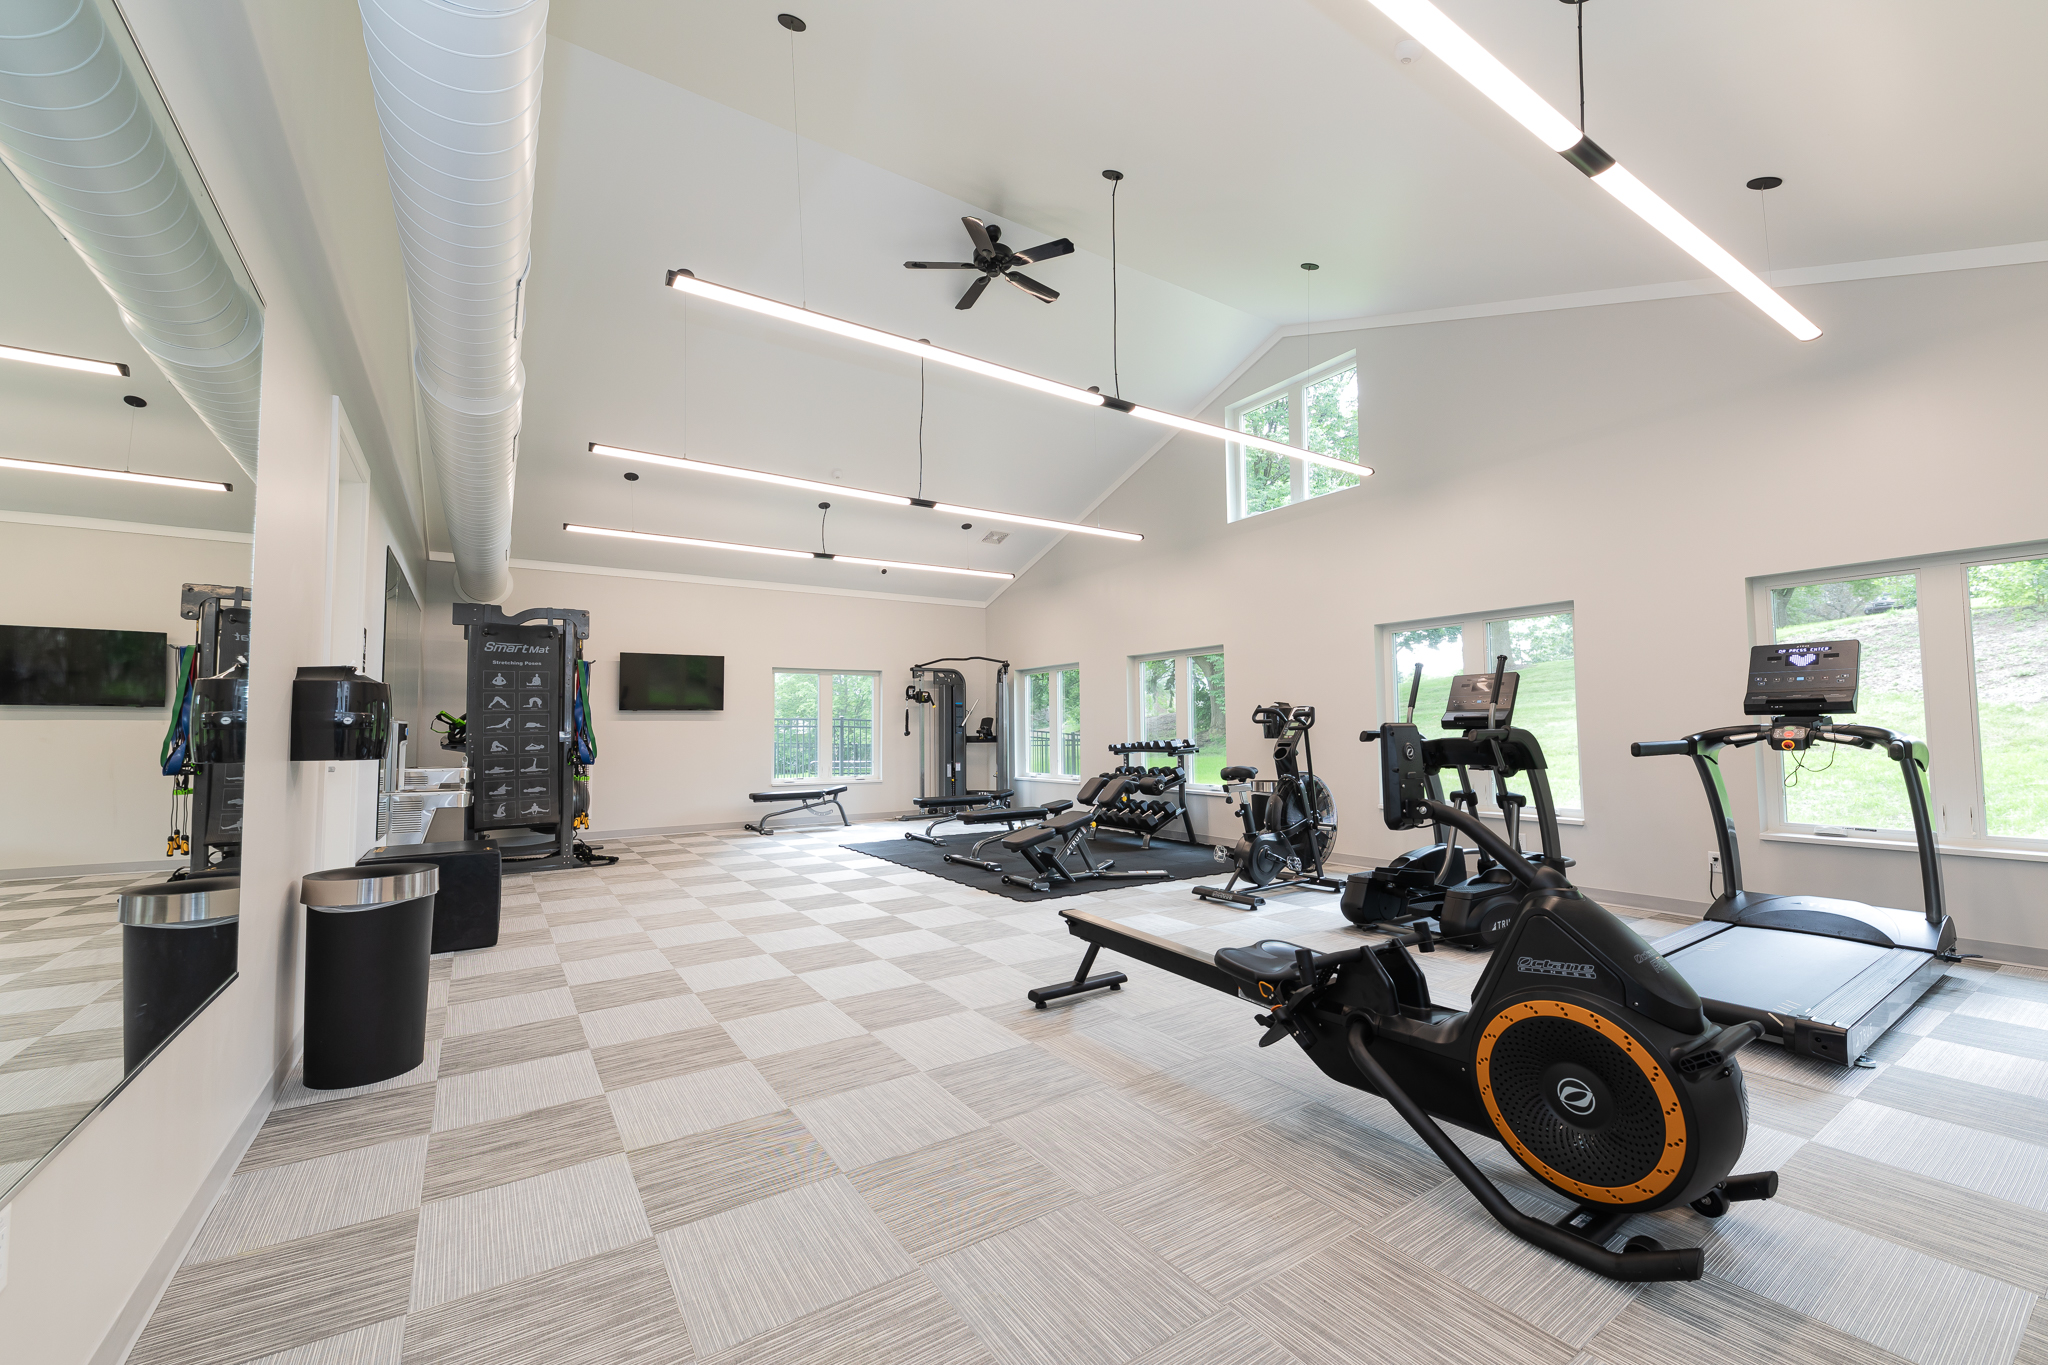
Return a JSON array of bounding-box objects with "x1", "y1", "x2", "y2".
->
[
  {"x1": 1227, "y1": 356, "x2": 1361, "y2": 520},
  {"x1": 1133, "y1": 650, "x2": 1227, "y2": 786},
  {"x1": 773, "y1": 669, "x2": 878, "y2": 782}
]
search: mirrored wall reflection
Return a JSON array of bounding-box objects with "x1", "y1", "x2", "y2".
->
[{"x1": 0, "y1": 0, "x2": 262, "y2": 1202}]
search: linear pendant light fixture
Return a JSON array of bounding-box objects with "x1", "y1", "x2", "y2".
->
[
  {"x1": 1364, "y1": 0, "x2": 1820, "y2": 342},
  {"x1": 0, "y1": 343, "x2": 130, "y2": 377},
  {"x1": 562, "y1": 523, "x2": 1015, "y2": 580},
  {"x1": 664, "y1": 271, "x2": 1373, "y2": 477},
  {"x1": 0, "y1": 454, "x2": 232, "y2": 492},
  {"x1": 588, "y1": 443, "x2": 1143, "y2": 542}
]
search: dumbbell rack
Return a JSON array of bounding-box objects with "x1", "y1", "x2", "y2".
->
[{"x1": 1094, "y1": 740, "x2": 1200, "y2": 848}]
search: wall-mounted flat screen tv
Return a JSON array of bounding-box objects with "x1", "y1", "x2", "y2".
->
[
  {"x1": 0, "y1": 624, "x2": 168, "y2": 707},
  {"x1": 618, "y1": 652, "x2": 724, "y2": 711}
]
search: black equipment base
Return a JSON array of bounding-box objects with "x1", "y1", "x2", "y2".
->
[
  {"x1": 1026, "y1": 942, "x2": 1126, "y2": 1009},
  {"x1": 847, "y1": 831, "x2": 1219, "y2": 902},
  {"x1": 1192, "y1": 872, "x2": 1342, "y2": 910}
]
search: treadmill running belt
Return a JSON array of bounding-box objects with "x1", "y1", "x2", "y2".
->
[{"x1": 1663, "y1": 925, "x2": 1893, "y2": 1017}]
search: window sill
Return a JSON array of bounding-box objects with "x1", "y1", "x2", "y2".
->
[
  {"x1": 772, "y1": 777, "x2": 881, "y2": 786},
  {"x1": 1760, "y1": 829, "x2": 2048, "y2": 865},
  {"x1": 1016, "y1": 776, "x2": 1083, "y2": 787}
]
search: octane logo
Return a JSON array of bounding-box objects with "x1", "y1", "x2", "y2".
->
[
  {"x1": 1556, "y1": 1078, "x2": 1596, "y2": 1116},
  {"x1": 1517, "y1": 956, "x2": 1597, "y2": 980}
]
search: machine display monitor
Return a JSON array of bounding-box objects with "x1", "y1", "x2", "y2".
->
[
  {"x1": 1744, "y1": 639, "x2": 1859, "y2": 715},
  {"x1": 0, "y1": 624, "x2": 167, "y2": 707},
  {"x1": 619, "y1": 652, "x2": 725, "y2": 711},
  {"x1": 1442, "y1": 670, "x2": 1518, "y2": 730}
]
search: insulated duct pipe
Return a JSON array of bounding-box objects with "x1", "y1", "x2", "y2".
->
[
  {"x1": 0, "y1": 0, "x2": 263, "y2": 479},
  {"x1": 359, "y1": 0, "x2": 544, "y2": 605}
]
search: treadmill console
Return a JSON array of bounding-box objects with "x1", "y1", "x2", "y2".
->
[
  {"x1": 1745, "y1": 640, "x2": 1859, "y2": 716},
  {"x1": 1442, "y1": 671, "x2": 1518, "y2": 731}
]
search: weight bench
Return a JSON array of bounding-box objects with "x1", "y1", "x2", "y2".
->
[
  {"x1": 904, "y1": 790, "x2": 1014, "y2": 846},
  {"x1": 744, "y1": 785, "x2": 850, "y2": 836},
  {"x1": 998, "y1": 779, "x2": 1174, "y2": 894},
  {"x1": 941, "y1": 800, "x2": 1074, "y2": 873}
]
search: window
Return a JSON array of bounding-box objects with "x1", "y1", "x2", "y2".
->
[
  {"x1": 1755, "y1": 544, "x2": 2048, "y2": 852},
  {"x1": 1133, "y1": 649, "x2": 1226, "y2": 786},
  {"x1": 1020, "y1": 666, "x2": 1081, "y2": 779},
  {"x1": 1380, "y1": 607, "x2": 1581, "y2": 814},
  {"x1": 1226, "y1": 354, "x2": 1362, "y2": 520},
  {"x1": 772, "y1": 669, "x2": 877, "y2": 782}
]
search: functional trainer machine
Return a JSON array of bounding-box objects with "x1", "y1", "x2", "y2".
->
[
  {"x1": 1347, "y1": 658, "x2": 1573, "y2": 949},
  {"x1": 162, "y1": 583, "x2": 251, "y2": 877},
  {"x1": 454, "y1": 604, "x2": 614, "y2": 871},
  {"x1": 1193, "y1": 703, "x2": 1340, "y2": 909},
  {"x1": 1632, "y1": 639, "x2": 1958, "y2": 1067},
  {"x1": 1036, "y1": 718, "x2": 1779, "y2": 1282},
  {"x1": 903, "y1": 656, "x2": 1010, "y2": 803}
]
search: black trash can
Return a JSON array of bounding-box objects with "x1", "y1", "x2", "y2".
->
[
  {"x1": 357, "y1": 840, "x2": 501, "y2": 953},
  {"x1": 118, "y1": 879, "x2": 240, "y2": 1073},
  {"x1": 300, "y1": 863, "x2": 438, "y2": 1090}
]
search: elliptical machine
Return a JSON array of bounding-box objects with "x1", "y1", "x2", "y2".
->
[
  {"x1": 1194, "y1": 703, "x2": 1341, "y2": 910},
  {"x1": 1347, "y1": 657, "x2": 1572, "y2": 949},
  {"x1": 1043, "y1": 718, "x2": 1780, "y2": 1283}
]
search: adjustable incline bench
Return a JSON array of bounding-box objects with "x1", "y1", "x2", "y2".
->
[
  {"x1": 998, "y1": 778, "x2": 1175, "y2": 894},
  {"x1": 903, "y1": 791, "x2": 1014, "y2": 846},
  {"x1": 941, "y1": 799, "x2": 1075, "y2": 872},
  {"x1": 744, "y1": 785, "x2": 849, "y2": 836}
]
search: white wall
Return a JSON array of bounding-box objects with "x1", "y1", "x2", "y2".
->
[
  {"x1": 988, "y1": 262, "x2": 2048, "y2": 961},
  {"x1": 0, "y1": 3, "x2": 429, "y2": 1359},
  {"x1": 0, "y1": 522, "x2": 252, "y2": 872},
  {"x1": 419, "y1": 561, "x2": 991, "y2": 834}
]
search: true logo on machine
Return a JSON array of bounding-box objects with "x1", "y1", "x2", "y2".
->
[
  {"x1": 1555, "y1": 1077, "x2": 1596, "y2": 1116},
  {"x1": 1517, "y1": 956, "x2": 1597, "y2": 980}
]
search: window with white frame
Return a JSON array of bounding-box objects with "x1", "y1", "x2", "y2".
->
[
  {"x1": 1381, "y1": 607, "x2": 1581, "y2": 814},
  {"x1": 1755, "y1": 545, "x2": 2048, "y2": 847},
  {"x1": 1019, "y1": 665, "x2": 1081, "y2": 779},
  {"x1": 1226, "y1": 353, "x2": 1362, "y2": 520},
  {"x1": 773, "y1": 669, "x2": 878, "y2": 782},
  {"x1": 1134, "y1": 648, "x2": 1226, "y2": 786}
]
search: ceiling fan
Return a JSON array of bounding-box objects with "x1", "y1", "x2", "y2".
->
[{"x1": 904, "y1": 216, "x2": 1074, "y2": 310}]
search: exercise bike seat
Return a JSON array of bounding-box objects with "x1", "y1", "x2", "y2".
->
[
  {"x1": 1220, "y1": 765, "x2": 1258, "y2": 782},
  {"x1": 1214, "y1": 940, "x2": 1311, "y2": 991}
]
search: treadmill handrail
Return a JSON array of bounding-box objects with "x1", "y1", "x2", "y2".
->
[{"x1": 1632, "y1": 722, "x2": 1946, "y2": 927}]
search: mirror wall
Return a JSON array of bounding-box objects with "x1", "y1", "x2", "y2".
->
[{"x1": 0, "y1": 2, "x2": 261, "y2": 1203}]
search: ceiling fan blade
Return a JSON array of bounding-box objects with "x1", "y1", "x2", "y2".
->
[
  {"x1": 1011, "y1": 238, "x2": 1074, "y2": 265},
  {"x1": 961, "y1": 216, "x2": 995, "y2": 256},
  {"x1": 1005, "y1": 271, "x2": 1059, "y2": 303},
  {"x1": 956, "y1": 275, "x2": 992, "y2": 310},
  {"x1": 904, "y1": 261, "x2": 979, "y2": 270}
]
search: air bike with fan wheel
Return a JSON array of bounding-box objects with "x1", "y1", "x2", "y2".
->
[
  {"x1": 1039, "y1": 718, "x2": 1779, "y2": 1283},
  {"x1": 1631, "y1": 639, "x2": 1959, "y2": 1068},
  {"x1": 1193, "y1": 703, "x2": 1341, "y2": 909}
]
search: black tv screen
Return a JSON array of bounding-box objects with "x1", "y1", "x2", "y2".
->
[
  {"x1": 619, "y1": 652, "x2": 724, "y2": 711},
  {"x1": 1, "y1": 624, "x2": 168, "y2": 707}
]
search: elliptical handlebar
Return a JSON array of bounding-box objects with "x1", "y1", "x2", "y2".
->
[{"x1": 1420, "y1": 798, "x2": 1568, "y2": 893}]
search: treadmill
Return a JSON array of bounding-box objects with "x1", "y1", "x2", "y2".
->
[{"x1": 1633, "y1": 639, "x2": 1957, "y2": 1067}]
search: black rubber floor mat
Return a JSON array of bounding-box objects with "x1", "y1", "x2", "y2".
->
[{"x1": 845, "y1": 830, "x2": 1221, "y2": 902}]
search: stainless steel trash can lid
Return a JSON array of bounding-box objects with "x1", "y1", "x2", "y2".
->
[
  {"x1": 119, "y1": 878, "x2": 241, "y2": 926},
  {"x1": 300, "y1": 863, "x2": 438, "y2": 909}
]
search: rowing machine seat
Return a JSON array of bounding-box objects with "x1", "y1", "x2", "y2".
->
[{"x1": 1214, "y1": 940, "x2": 1311, "y2": 991}]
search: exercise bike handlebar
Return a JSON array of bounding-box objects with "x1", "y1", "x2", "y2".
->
[{"x1": 1344, "y1": 1019, "x2": 1703, "y2": 1282}]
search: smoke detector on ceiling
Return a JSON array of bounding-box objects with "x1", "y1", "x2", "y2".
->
[
  {"x1": 1395, "y1": 39, "x2": 1422, "y2": 65},
  {"x1": 981, "y1": 530, "x2": 1009, "y2": 544}
]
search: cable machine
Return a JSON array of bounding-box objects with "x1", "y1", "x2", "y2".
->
[
  {"x1": 163, "y1": 583, "x2": 251, "y2": 877},
  {"x1": 904, "y1": 657, "x2": 1010, "y2": 805}
]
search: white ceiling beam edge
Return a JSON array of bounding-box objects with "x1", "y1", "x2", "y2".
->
[
  {"x1": 664, "y1": 271, "x2": 1374, "y2": 478},
  {"x1": 587, "y1": 443, "x2": 1144, "y2": 542},
  {"x1": 1364, "y1": 0, "x2": 1820, "y2": 342},
  {"x1": 562, "y1": 522, "x2": 1015, "y2": 580}
]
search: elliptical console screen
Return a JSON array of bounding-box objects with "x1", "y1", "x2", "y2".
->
[
  {"x1": 1442, "y1": 671, "x2": 1518, "y2": 731},
  {"x1": 1745, "y1": 640, "x2": 1858, "y2": 716}
]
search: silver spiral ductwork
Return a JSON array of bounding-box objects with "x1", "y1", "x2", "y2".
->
[
  {"x1": 0, "y1": 0, "x2": 263, "y2": 479},
  {"x1": 360, "y1": 0, "x2": 545, "y2": 605}
]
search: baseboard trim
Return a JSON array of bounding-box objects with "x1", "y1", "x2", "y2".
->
[
  {"x1": 1958, "y1": 937, "x2": 2048, "y2": 970},
  {"x1": 2, "y1": 858, "x2": 184, "y2": 881},
  {"x1": 93, "y1": 1036, "x2": 299, "y2": 1365}
]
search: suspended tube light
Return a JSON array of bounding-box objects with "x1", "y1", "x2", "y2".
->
[
  {"x1": 1363, "y1": 0, "x2": 1819, "y2": 342},
  {"x1": 588, "y1": 443, "x2": 1144, "y2": 542},
  {"x1": 0, "y1": 455, "x2": 231, "y2": 492},
  {"x1": 663, "y1": 271, "x2": 1374, "y2": 478},
  {"x1": 562, "y1": 523, "x2": 1015, "y2": 580},
  {"x1": 0, "y1": 344, "x2": 129, "y2": 377}
]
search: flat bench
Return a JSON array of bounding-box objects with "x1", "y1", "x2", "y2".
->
[
  {"x1": 744, "y1": 786, "x2": 850, "y2": 836},
  {"x1": 904, "y1": 790, "x2": 1015, "y2": 846}
]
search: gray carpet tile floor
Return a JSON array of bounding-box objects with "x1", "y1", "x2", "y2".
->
[
  {"x1": 0, "y1": 872, "x2": 141, "y2": 1195},
  {"x1": 119, "y1": 826, "x2": 2048, "y2": 1365}
]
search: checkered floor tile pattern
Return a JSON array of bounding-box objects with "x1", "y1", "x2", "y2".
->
[
  {"x1": 122, "y1": 824, "x2": 2048, "y2": 1365},
  {"x1": 0, "y1": 872, "x2": 138, "y2": 1196}
]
